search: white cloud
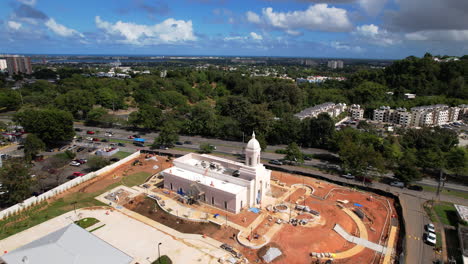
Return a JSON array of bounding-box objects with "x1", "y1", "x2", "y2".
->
[
  {"x1": 358, "y1": 0, "x2": 388, "y2": 16},
  {"x1": 354, "y1": 24, "x2": 398, "y2": 46},
  {"x1": 246, "y1": 11, "x2": 261, "y2": 24},
  {"x1": 7, "y1": 21, "x2": 22, "y2": 30},
  {"x1": 246, "y1": 4, "x2": 352, "y2": 34},
  {"x1": 331, "y1": 41, "x2": 364, "y2": 52},
  {"x1": 405, "y1": 30, "x2": 468, "y2": 41},
  {"x1": 95, "y1": 16, "x2": 196, "y2": 45},
  {"x1": 45, "y1": 18, "x2": 83, "y2": 38},
  {"x1": 16, "y1": 0, "x2": 36, "y2": 6},
  {"x1": 250, "y1": 32, "x2": 263, "y2": 40},
  {"x1": 224, "y1": 32, "x2": 264, "y2": 42}
]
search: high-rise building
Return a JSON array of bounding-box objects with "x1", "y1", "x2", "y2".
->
[
  {"x1": 327, "y1": 60, "x2": 344, "y2": 69},
  {"x1": 0, "y1": 55, "x2": 32, "y2": 75},
  {"x1": 0, "y1": 59, "x2": 7, "y2": 71}
]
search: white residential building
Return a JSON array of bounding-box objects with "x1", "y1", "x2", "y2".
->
[
  {"x1": 349, "y1": 104, "x2": 364, "y2": 119},
  {"x1": 162, "y1": 133, "x2": 271, "y2": 214},
  {"x1": 0, "y1": 59, "x2": 6, "y2": 71},
  {"x1": 294, "y1": 102, "x2": 347, "y2": 120}
]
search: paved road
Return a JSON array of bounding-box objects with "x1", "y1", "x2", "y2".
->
[
  {"x1": 417, "y1": 178, "x2": 468, "y2": 193},
  {"x1": 399, "y1": 194, "x2": 435, "y2": 264}
]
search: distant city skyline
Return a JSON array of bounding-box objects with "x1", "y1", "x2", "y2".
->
[{"x1": 0, "y1": 0, "x2": 467, "y2": 59}]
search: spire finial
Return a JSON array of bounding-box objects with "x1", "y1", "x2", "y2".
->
[{"x1": 252, "y1": 131, "x2": 255, "y2": 139}]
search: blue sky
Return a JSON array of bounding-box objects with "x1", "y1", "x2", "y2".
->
[{"x1": 0, "y1": 0, "x2": 467, "y2": 58}]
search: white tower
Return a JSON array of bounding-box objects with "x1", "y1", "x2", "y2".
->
[{"x1": 245, "y1": 131, "x2": 261, "y2": 167}]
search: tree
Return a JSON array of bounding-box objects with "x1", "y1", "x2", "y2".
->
[
  {"x1": 55, "y1": 89, "x2": 95, "y2": 119},
  {"x1": 394, "y1": 162, "x2": 422, "y2": 183},
  {"x1": 128, "y1": 105, "x2": 162, "y2": 130},
  {"x1": 302, "y1": 113, "x2": 335, "y2": 148},
  {"x1": 446, "y1": 147, "x2": 468, "y2": 176},
  {"x1": 0, "y1": 159, "x2": 32, "y2": 207},
  {"x1": 14, "y1": 108, "x2": 74, "y2": 146},
  {"x1": 154, "y1": 123, "x2": 179, "y2": 147},
  {"x1": 199, "y1": 143, "x2": 215, "y2": 154},
  {"x1": 24, "y1": 133, "x2": 45, "y2": 161},
  {"x1": 284, "y1": 142, "x2": 303, "y2": 164},
  {"x1": 87, "y1": 156, "x2": 111, "y2": 171}
]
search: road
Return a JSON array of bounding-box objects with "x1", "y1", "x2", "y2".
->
[{"x1": 399, "y1": 194, "x2": 435, "y2": 264}]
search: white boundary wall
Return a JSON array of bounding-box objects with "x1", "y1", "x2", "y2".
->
[{"x1": 0, "y1": 151, "x2": 141, "y2": 220}]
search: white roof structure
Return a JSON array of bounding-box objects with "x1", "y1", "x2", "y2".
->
[
  {"x1": 1, "y1": 224, "x2": 133, "y2": 264},
  {"x1": 455, "y1": 204, "x2": 468, "y2": 222},
  {"x1": 168, "y1": 167, "x2": 246, "y2": 194},
  {"x1": 246, "y1": 132, "x2": 261, "y2": 151}
]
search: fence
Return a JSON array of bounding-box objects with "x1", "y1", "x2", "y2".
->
[{"x1": 0, "y1": 151, "x2": 141, "y2": 220}]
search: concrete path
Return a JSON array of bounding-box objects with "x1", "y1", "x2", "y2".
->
[{"x1": 0, "y1": 208, "x2": 228, "y2": 264}]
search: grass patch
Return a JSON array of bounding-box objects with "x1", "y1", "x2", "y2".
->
[
  {"x1": 122, "y1": 171, "x2": 152, "y2": 187},
  {"x1": 433, "y1": 202, "x2": 459, "y2": 226},
  {"x1": 0, "y1": 177, "x2": 128, "y2": 240},
  {"x1": 420, "y1": 185, "x2": 468, "y2": 199},
  {"x1": 424, "y1": 203, "x2": 438, "y2": 223},
  {"x1": 152, "y1": 255, "x2": 172, "y2": 264},
  {"x1": 112, "y1": 151, "x2": 133, "y2": 159},
  {"x1": 435, "y1": 232, "x2": 442, "y2": 248},
  {"x1": 75, "y1": 217, "x2": 100, "y2": 229},
  {"x1": 109, "y1": 138, "x2": 133, "y2": 144},
  {"x1": 89, "y1": 224, "x2": 106, "y2": 232}
]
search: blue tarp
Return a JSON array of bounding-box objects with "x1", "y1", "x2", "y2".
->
[
  {"x1": 354, "y1": 203, "x2": 363, "y2": 207},
  {"x1": 133, "y1": 138, "x2": 145, "y2": 142},
  {"x1": 249, "y1": 208, "x2": 261, "y2": 214}
]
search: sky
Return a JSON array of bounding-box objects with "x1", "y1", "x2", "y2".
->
[{"x1": 0, "y1": 0, "x2": 467, "y2": 59}]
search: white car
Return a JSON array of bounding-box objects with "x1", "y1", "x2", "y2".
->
[
  {"x1": 424, "y1": 232, "x2": 436, "y2": 246},
  {"x1": 341, "y1": 173, "x2": 355, "y2": 179},
  {"x1": 426, "y1": 223, "x2": 435, "y2": 233},
  {"x1": 69, "y1": 161, "x2": 81, "y2": 167}
]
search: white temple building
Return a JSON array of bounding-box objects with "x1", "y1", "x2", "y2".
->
[{"x1": 162, "y1": 132, "x2": 271, "y2": 213}]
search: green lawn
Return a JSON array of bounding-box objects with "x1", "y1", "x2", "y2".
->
[
  {"x1": 436, "y1": 232, "x2": 442, "y2": 248},
  {"x1": 89, "y1": 224, "x2": 106, "y2": 232},
  {"x1": 122, "y1": 171, "x2": 152, "y2": 187},
  {"x1": 433, "y1": 202, "x2": 459, "y2": 226},
  {"x1": 0, "y1": 178, "x2": 129, "y2": 240},
  {"x1": 112, "y1": 151, "x2": 133, "y2": 159},
  {"x1": 109, "y1": 138, "x2": 133, "y2": 144},
  {"x1": 152, "y1": 255, "x2": 172, "y2": 264},
  {"x1": 420, "y1": 185, "x2": 468, "y2": 199},
  {"x1": 75, "y1": 217, "x2": 100, "y2": 229}
]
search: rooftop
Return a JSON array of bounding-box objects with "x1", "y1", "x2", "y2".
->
[
  {"x1": 163, "y1": 166, "x2": 246, "y2": 195},
  {"x1": 455, "y1": 204, "x2": 468, "y2": 222},
  {"x1": 1, "y1": 223, "x2": 133, "y2": 264}
]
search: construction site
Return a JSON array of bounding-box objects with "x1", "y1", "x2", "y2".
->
[{"x1": 107, "y1": 153, "x2": 401, "y2": 264}]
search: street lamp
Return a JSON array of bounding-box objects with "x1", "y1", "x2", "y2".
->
[{"x1": 157, "y1": 242, "x2": 162, "y2": 264}]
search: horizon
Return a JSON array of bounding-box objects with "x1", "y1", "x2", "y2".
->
[{"x1": 1, "y1": 0, "x2": 467, "y2": 59}]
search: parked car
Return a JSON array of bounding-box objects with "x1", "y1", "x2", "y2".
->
[
  {"x1": 128, "y1": 135, "x2": 135, "y2": 139},
  {"x1": 101, "y1": 139, "x2": 108, "y2": 142},
  {"x1": 77, "y1": 147, "x2": 85, "y2": 152},
  {"x1": 86, "y1": 130, "x2": 95, "y2": 134},
  {"x1": 184, "y1": 140, "x2": 192, "y2": 144},
  {"x1": 390, "y1": 181, "x2": 405, "y2": 188},
  {"x1": 426, "y1": 223, "x2": 435, "y2": 233},
  {"x1": 133, "y1": 134, "x2": 140, "y2": 138},
  {"x1": 424, "y1": 232, "x2": 436, "y2": 246},
  {"x1": 74, "y1": 128, "x2": 83, "y2": 132},
  {"x1": 72, "y1": 172, "x2": 85, "y2": 177},
  {"x1": 341, "y1": 173, "x2": 355, "y2": 179},
  {"x1": 69, "y1": 161, "x2": 81, "y2": 167},
  {"x1": 175, "y1": 141, "x2": 183, "y2": 145},
  {"x1": 134, "y1": 142, "x2": 145, "y2": 147},
  {"x1": 269, "y1": 160, "x2": 283, "y2": 165},
  {"x1": 92, "y1": 138, "x2": 100, "y2": 141},
  {"x1": 76, "y1": 159, "x2": 87, "y2": 164},
  {"x1": 118, "y1": 142, "x2": 126, "y2": 147},
  {"x1": 355, "y1": 175, "x2": 373, "y2": 183},
  {"x1": 304, "y1": 156, "x2": 312, "y2": 161},
  {"x1": 408, "y1": 185, "x2": 423, "y2": 191},
  {"x1": 110, "y1": 158, "x2": 120, "y2": 162}
]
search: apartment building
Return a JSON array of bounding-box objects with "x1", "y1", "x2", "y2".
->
[
  {"x1": 294, "y1": 102, "x2": 347, "y2": 120},
  {"x1": 349, "y1": 104, "x2": 364, "y2": 119},
  {"x1": 327, "y1": 60, "x2": 344, "y2": 69},
  {"x1": 0, "y1": 55, "x2": 32, "y2": 75},
  {"x1": 373, "y1": 104, "x2": 463, "y2": 127}
]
